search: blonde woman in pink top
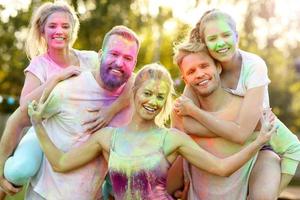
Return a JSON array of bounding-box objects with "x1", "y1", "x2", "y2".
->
[{"x1": 0, "y1": 2, "x2": 131, "y2": 199}]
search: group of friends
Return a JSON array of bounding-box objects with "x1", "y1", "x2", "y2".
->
[{"x1": 0, "y1": 1, "x2": 300, "y2": 200}]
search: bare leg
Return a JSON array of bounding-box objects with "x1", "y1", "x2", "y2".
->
[
  {"x1": 248, "y1": 150, "x2": 281, "y2": 200},
  {"x1": 0, "y1": 191, "x2": 6, "y2": 200}
]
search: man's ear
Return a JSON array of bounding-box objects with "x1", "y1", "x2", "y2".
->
[
  {"x1": 216, "y1": 62, "x2": 222, "y2": 75},
  {"x1": 98, "y1": 49, "x2": 102, "y2": 57},
  {"x1": 98, "y1": 49, "x2": 102, "y2": 62}
]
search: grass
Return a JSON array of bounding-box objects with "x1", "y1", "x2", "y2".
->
[{"x1": 4, "y1": 188, "x2": 25, "y2": 200}]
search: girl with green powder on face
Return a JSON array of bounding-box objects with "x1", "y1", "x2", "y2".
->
[
  {"x1": 0, "y1": 2, "x2": 132, "y2": 198},
  {"x1": 179, "y1": 9, "x2": 300, "y2": 199},
  {"x1": 28, "y1": 63, "x2": 275, "y2": 200}
]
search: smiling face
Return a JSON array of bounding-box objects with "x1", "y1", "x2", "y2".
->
[
  {"x1": 134, "y1": 79, "x2": 169, "y2": 121},
  {"x1": 181, "y1": 52, "x2": 221, "y2": 97},
  {"x1": 100, "y1": 34, "x2": 138, "y2": 91},
  {"x1": 203, "y1": 19, "x2": 238, "y2": 63},
  {"x1": 43, "y1": 11, "x2": 73, "y2": 51}
]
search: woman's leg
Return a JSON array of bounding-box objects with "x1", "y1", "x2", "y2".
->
[
  {"x1": 4, "y1": 127, "x2": 43, "y2": 186},
  {"x1": 248, "y1": 149, "x2": 281, "y2": 200}
]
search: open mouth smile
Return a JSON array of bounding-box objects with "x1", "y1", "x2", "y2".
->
[{"x1": 143, "y1": 105, "x2": 157, "y2": 113}]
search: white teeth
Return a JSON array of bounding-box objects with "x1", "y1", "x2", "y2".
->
[
  {"x1": 143, "y1": 105, "x2": 156, "y2": 113},
  {"x1": 53, "y1": 37, "x2": 64, "y2": 41},
  {"x1": 198, "y1": 80, "x2": 208, "y2": 86},
  {"x1": 217, "y1": 48, "x2": 229, "y2": 53},
  {"x1": 111, "y1": 69, "x2": 122, "y2": 75}
]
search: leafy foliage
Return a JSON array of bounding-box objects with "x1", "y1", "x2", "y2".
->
[{"x1": 0, "y1": 0, "x2": 300, "y2": 132}]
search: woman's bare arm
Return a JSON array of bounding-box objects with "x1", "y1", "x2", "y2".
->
[{"x1": 166, "y1": 126, "x2": 273, "y2": 177}]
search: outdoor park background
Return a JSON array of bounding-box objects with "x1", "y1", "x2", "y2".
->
[{"x1": 0, "y1": 0, "x2": 300, "y2": 199}]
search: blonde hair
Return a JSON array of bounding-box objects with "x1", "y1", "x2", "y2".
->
[
  {"x1": 189, "y1": 9, "x2": 237, "y2": 43},
  {"x1": 173, "y1": 41, "x2": 210, "y2": 69},
  {"x1": 25, "y1": 1, "x2": 79, "y2": 59},
  {"x1": 102, "y1": 25, "x2": 140, "y2": 51},
  {"x1": 133, "y1": 63, "x2": 175, "y2": 127}
]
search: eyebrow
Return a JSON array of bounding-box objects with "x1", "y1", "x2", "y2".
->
[
  {"x1": 158, "y1": 92, "x2": 167, "y2": 96},
  {"x1": 48, "y1": 22, "x2": 70, "y2": 25}
]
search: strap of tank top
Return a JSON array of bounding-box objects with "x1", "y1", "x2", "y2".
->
[
  {"x1": 110, "y1": 128, "x2": 119, "y2": 151},
  {"x1": 160, "y1": 128, "x2": 168, "y2": 149}
]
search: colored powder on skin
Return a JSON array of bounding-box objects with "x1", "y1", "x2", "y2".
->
[
  {"x1": 109, "y1": 128, "x2": 171, "y2": 199},
  {"x1": 204, "y1": 19, "x2": 237, "y2": 52}
]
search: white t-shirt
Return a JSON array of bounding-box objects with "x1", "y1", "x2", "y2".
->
[
  {"x1": 225, "y1": 49, "x2": 271, "y2": 108},
  {"x1": 226, "y1": 50, "x2": 300, "y2": 175},
  {"x1": 32, "y1": 71, "x2": 132, "y2": 200},
  {"x1": 25, "y1": 49, "x2": 99, "y2": 83},
  {"x1": 24, "y1": 50, "x2": 132, "y2": 199}
]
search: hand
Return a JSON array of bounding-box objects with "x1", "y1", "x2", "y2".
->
[
  {"x1": 0, "y1": 177, "x2": 21, "y2": 195},
  {"x1": 174, "y1": 96, "x2": 195, "y2": 116},
  {"x1": 260, "y1": 108, "x2": 277, "y2": 132},
  {"x1": 82, "y1": 106, "x2": 114, "y2": 134},
  {"x1": 28, "y1": 100, "x2": 46, "y2": 126},
  {"x1": 173, "y1": 180, "x2": 190, "y2": 200},
  {"x1": 55, "y1": 66, "x2": 81, "y2": 82},
  {"x1": 257, "y1": 108, "x2": 278, "y2": 144}
]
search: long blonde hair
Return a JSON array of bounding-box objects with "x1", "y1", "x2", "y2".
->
[
  {"x1": 189, "y1": 9, "x2": 237, "y2": 43},
  {"x1": 25, "y1": 1, "x2": 79, "y2": 59},
  {"x1": 133, "y1": 63, "x2": 176, "y2": 127}
]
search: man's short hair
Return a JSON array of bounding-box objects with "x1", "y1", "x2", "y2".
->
[
  {"x1": 173, "y1": 41, "x2": 215, "y2": 70},
  {"x1": 102, "y1": 25, "x2": 140, "y2": 50}
]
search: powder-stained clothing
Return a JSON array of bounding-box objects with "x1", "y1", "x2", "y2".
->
[
  {"x1": 225, "y1": 49, "x2": 300, "y2": 175},
  {"x1": 184, "y1": 133, "x2": 258, "y2": 200},
  {"x1": 109, "y1": 128, "x2": 173, "y2": 200},
  {"x1": 25, "y1": 49, "x2": 99, "y2": 83},
  {"x1": 25, "y1": 50, "x2": 132, "y2": 199},
  {"x1": 185, "y1": 49, "x2": 300, "y2": 200}
]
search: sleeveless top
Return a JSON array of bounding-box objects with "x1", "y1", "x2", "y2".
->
[{"x1": 108, "y1": 128, "x2": 173, "y2": 200}]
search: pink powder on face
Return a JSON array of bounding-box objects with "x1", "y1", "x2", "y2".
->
[{"x1": 100, "y1": 35, "x2": 138, "y2": 91}]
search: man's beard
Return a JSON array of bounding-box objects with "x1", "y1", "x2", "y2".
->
[{"x1": 100, "y1": 64, "x2": 130, "y2": 90}]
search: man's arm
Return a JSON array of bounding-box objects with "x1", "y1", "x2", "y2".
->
[{"x1": 171, "y1": 109, "x2": 216, "y2": 137}]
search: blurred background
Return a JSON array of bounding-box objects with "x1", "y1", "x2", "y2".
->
[{"x1": 0, "y1": 0, "x2": 300, "y2": 199}]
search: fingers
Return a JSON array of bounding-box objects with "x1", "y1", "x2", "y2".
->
[
  {"x1": 84, "y1": 119, "x2": 106, "y2": 134},
  {"x1": 83, "y1": 117, "x2": 104, "y2": 132},
  {"x1": 173, "y1": 190, "x2": 183, "y2": 198},
  {"x1": 39, "y1": 92, "x2": 46, "y2": 104},
  {"x1": 39, "y1": 89, "x2": 51, "y2": 104},
  {"x1": 89, "y1": 121, "x2": 106, "y2": 134},
  {"x1": 82, "y1": 119, "x2": 96, "y2": 128},
  {"x1": 67, "y1": 70, "x2": 81, "y2": 78},
  {"x1": 0, "y1": 179, "x2": 21, "y2": 195},
  {"x1": 173, "y1": 106, "x2": 182, "y2": 116},
  {"x1": 27, "y1": 100, "x2": 37, "y2": 117},
  {"x1": 59, "y1": 67, "x2": 81, "y2": 81},
  {"x1": 86, "y1": 108, "x2": 101, "y2": 113},
  {"x1": 173, "y1": 181, "x2": 190, "y2": 200},
  {"x1": 65, "y1": 68, "x2": 81, "y2": 78},
  {"x1": 82, "y1": 116, "x2": 98, "y2": 126}
]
